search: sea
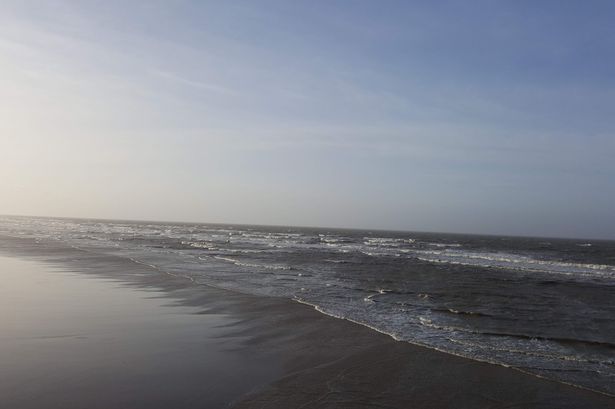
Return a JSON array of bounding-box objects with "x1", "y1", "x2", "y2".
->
[{"x1": 1, "y1": 216, "x2": 614, "y2": 396}]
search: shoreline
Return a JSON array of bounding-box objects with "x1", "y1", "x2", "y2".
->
[
  {"x1": 1, "y1": 234, "x2": 614, "y2": 408},
  {"x1": 292, "y1": 297, "x2": 615, "y2": 400}
]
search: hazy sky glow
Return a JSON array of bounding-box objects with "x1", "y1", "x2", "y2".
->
[{"x1": 1, "y1": 1, "x2": 614, "y2": 239}]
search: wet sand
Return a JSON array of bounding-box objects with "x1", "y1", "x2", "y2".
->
[
  {"x1": 1, "y1": 235, "x2": 614, "y2": 409},
  {"x1": 0, "y1": 255, "x2": 280, "y2": 409}
]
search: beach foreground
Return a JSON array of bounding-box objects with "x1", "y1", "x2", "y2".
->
[{"x1": 1, "y1": 235, "x2": 613, "y2": 409}]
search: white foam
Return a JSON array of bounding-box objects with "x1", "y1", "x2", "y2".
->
[
  {"x1": 411, "y1": 249, "x2": 615, "y2": 277},
  {"x1": 213, "y1": 255, "x2": 293, "y2": 270}
]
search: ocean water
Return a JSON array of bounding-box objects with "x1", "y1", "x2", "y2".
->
[{"x1": 1, "y1": 216, "x2": 614, "y2": 395}]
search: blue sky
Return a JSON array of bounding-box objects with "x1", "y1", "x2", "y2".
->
[{"x1": 1, "y1": 1, "x2": 614, "y2": 238}]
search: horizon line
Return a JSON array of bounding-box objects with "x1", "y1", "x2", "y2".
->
[{"x1": 1, "y1": 213, "x2": 612, "y2": 243}]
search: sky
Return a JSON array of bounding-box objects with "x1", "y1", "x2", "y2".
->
[{"x1": 1, "y1": 1, "x2": 614, "y2": 239}]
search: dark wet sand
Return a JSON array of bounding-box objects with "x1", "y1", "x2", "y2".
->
[{"x1": 1, "y1": 235, "x2": 614, "y2": 409}]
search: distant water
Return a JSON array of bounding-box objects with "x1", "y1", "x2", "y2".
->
[{"x1": 2, "y1": 216, "x2": 615, "y2": 395}]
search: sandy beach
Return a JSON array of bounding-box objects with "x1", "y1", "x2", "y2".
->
[{"x1": 1, "y1": 235, "x2": 614, "y2": 409}]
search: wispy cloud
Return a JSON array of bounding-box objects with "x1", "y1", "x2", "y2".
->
[{"x1": 151, "y1": 69, "x2": 238, "y2": 96}]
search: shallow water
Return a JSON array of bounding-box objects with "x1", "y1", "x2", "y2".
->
[{"x1": 1, "y1": 216, "x2": 614, "y2": 395}]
